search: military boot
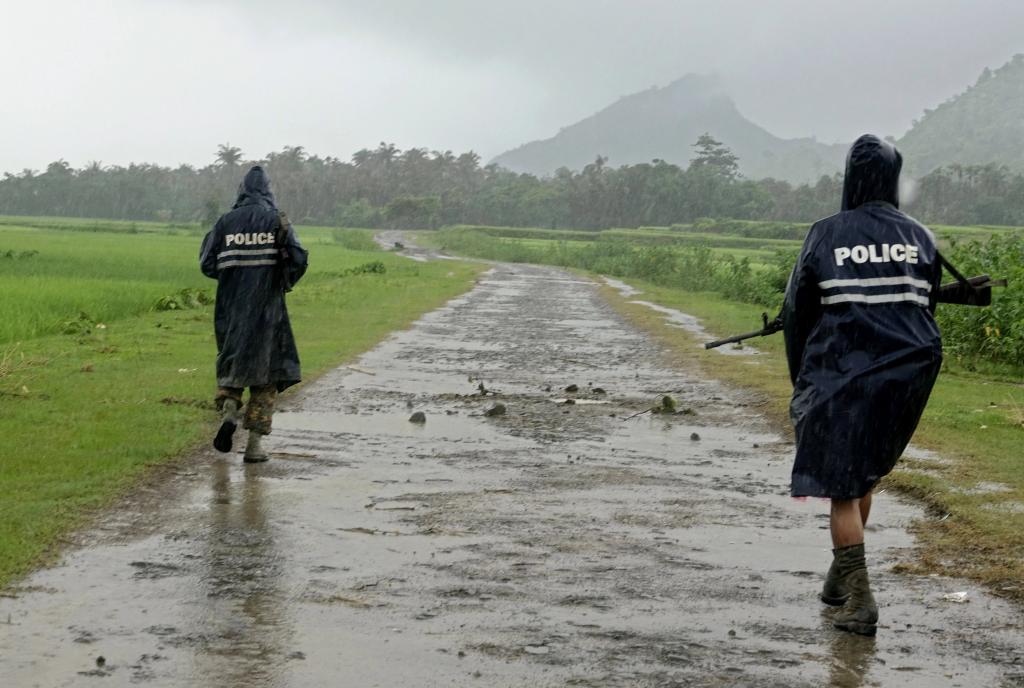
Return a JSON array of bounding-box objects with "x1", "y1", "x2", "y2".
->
[
  {"x1": 243, "y1": 431, "x2": 270, "y2": 463},
  {"x1": 213, "y1": 399, "x2": 240, "y2": 453},
  {"x1": 832, "y1": 544, "x2": 878, "y2": 636},
  {"x1": 820, "y1": 550, "x2": 850, "y2": 606}
]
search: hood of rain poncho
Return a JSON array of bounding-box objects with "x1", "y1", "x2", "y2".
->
[
  {"x1": 233, "y1": 165, "x2": 278, "y2": 210},
  {"x1": 841, "y1": 134, "x2": 901, "y2": 211}
]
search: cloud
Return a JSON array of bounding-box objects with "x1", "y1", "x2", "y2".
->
[{"x1": 1, "y1": 0, "x2": 1022, "y2": 171}]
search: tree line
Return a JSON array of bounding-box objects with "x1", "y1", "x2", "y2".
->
[{"x1": 2, "y1": 137, "x2": 1023, "y2": 229}]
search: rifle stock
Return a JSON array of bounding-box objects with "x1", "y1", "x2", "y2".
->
[{"x1": 937, "y1": 274, "x2": 1007, "y2": 307}]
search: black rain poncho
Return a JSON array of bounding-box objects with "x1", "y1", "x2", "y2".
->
[
  {"x1": 782, "y1": 135, "x2": 943, "y2": 499},
  {"x1": 200, "y1": 166, "x2": 308, "y2": 392}
]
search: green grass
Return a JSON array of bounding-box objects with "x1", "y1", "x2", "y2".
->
[
  {"x1": 931, "y1": 223, "x2": 1023, "y2": 242},
  {"x1": 0, "y1": 221, "x2": 483, "y2": 587},
  {"x1": 0, "y1": 214, "x2": 201, "y2": 234},
  {"x1": 421, "y1": 230, "x2": 783, "y2": 275},
  {"x1": 598, "y1": 280, "x2": 1024, "y2": 600},
  {"x1": 0, "y1": 227, "x2": 209, "y2": 342},
  {"x1": 442, "y1": 221, "x2": 1024, "y2": 254},
  {"x1": 438, "y1": 234, "x2": 779, "y2": 269},
  {"x1": 0, "y1": 223, "x2": 378, "y2": 343},
  {"x1": 447, "y1": 224, "x2": 804, "y2": 252}
]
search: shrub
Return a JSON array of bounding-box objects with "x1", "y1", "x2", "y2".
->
[
  {"x1": 154, "y1": 288, "x2": 213, "y2": 311},
  {"x1": 332, "y1": 228, "x2": 379, "y2": 252}
]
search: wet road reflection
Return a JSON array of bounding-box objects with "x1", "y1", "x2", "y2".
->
[
  {"x1": 189, "y1": 461, "x2": 291, "y2": 687},
  {"x1": 826, "y1": 623, "x2": 878, "y2": 688}
]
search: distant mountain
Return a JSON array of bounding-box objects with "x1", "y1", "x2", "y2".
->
[
  {"x1": 491, "y1": 74, "x2": 846, "y2": 183},
  {"x1": 897, "y1": 54, "x2": 1024, "y2": 176}
]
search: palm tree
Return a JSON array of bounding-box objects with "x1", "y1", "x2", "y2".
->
[
  {"x1": 373, "y1": 142, "x2": 399, "y2": 167},
  {"x1": 352, "y1": 149, "x2": 372, "y2": 168},
  {"x1": 216, "y1": 144, "x2": 243, "y2": 167}
]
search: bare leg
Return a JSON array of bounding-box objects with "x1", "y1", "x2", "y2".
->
[
  {"x1": 830, "y1": 498, "x2": 865, "y2": 548},
  {"x1": 859, "y1": 491, "x2": 873, "y2": 527}
]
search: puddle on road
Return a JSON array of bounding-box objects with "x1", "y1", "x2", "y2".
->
[
  {"x1": 274, "y1": 410, "x2": 530, "y2": 445},
  {"x1": 604, "y1": 277, "x2": 763, "y2": 356},
  {"x1": 603, "y1": 277, "x2": 642, "y2": 297}
]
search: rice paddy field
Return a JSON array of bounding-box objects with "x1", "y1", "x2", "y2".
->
[{"x1": 0, "y1": 221, "x2": 383, "y2": 343}]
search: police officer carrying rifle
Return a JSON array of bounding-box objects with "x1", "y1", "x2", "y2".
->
[
  {"x1": 704, "y1": 136, "x2": 1002, "y2": 635},
  {"x1": 200, "y1": 166, "x2": 308, "y2": 462},
  {"x1": 782, "y1": 134, "x2": 944, "y2": 636}
]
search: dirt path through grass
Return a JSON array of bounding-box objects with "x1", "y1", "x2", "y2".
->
[{"x1": 1, "y1": 262, "x2": 1021, "y2": 686}]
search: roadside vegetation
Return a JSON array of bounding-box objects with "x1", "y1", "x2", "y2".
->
[
  {"x1": 0, "y1": 220, "x2": 482, "y2": 587},
  {"x1": 432, "y1": 223, "x2": 1024, "y2": 600}
]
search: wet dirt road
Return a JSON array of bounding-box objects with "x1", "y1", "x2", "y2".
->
[{"x1": 2, "y1": 263, "x2": 1022, "y2": 687}]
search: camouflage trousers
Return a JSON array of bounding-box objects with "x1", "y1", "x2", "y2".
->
[{"x1": 216, "y1": 385, "x2": 277, "y2": 435}]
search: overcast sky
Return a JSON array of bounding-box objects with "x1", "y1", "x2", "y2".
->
[{"x1": 2, "y1": 0, "x2": 1022, "y2": 172}]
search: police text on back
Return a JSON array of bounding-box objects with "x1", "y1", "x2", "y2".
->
[{"x1": 833, "y1": 244, "x2": 919, "y2": 267}]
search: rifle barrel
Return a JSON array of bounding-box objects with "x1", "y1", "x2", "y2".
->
[{"x1": 704, "y1": 328, "x2": 770, "y2": 350}]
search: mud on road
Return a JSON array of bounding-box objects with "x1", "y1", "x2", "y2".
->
[{"x1": 2, "y1": 263, "x2": 1022, "y2": 687}]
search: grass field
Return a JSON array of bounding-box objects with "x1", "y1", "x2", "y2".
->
[
  {"x1": 0, "y1": 223, "x2": 381, "y2": 343},
  {"x1": 445, "y1": 221, "x2": 1023, "y2": 254},
  {"x1": 0, "y1": 220, "x2": 483, "y2": 587}
]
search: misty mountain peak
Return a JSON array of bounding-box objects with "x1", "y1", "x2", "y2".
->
[{"x1": 492, "y1": 75, "x2": 844, "y2": 182}]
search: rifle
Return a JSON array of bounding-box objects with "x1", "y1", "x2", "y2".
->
[
  {"x1": 703, "y1": 266, "x2": 1007, "y2": 350},
  {"x1": 935, "y1": 252, "x2": 1007, "y2": 306},
  {"x1": 704, "y1": 312, "x2": 782, "y2": 350},
  {"x1": 275, "y1": 211, "x2": 294, "y2": 293}
]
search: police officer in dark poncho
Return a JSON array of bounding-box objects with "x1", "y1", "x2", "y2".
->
[
  {"x1": 782, "y1": 135, "x2": 943, "y2": 636},
  {"x1": 200, "y1": 166, "x2": 309, "y2": 462}
]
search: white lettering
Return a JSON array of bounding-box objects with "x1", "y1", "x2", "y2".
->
[
  {"x1": 225, "y1": 232, "x2": 276, "y2": 248},
  {"x1": 832, "y1": 243, "x2": 920, "y2": 268}
]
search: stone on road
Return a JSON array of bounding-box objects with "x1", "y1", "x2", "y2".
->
[{"x1": 1, "y1": 263, "x2": 1021, "y2": 687}]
